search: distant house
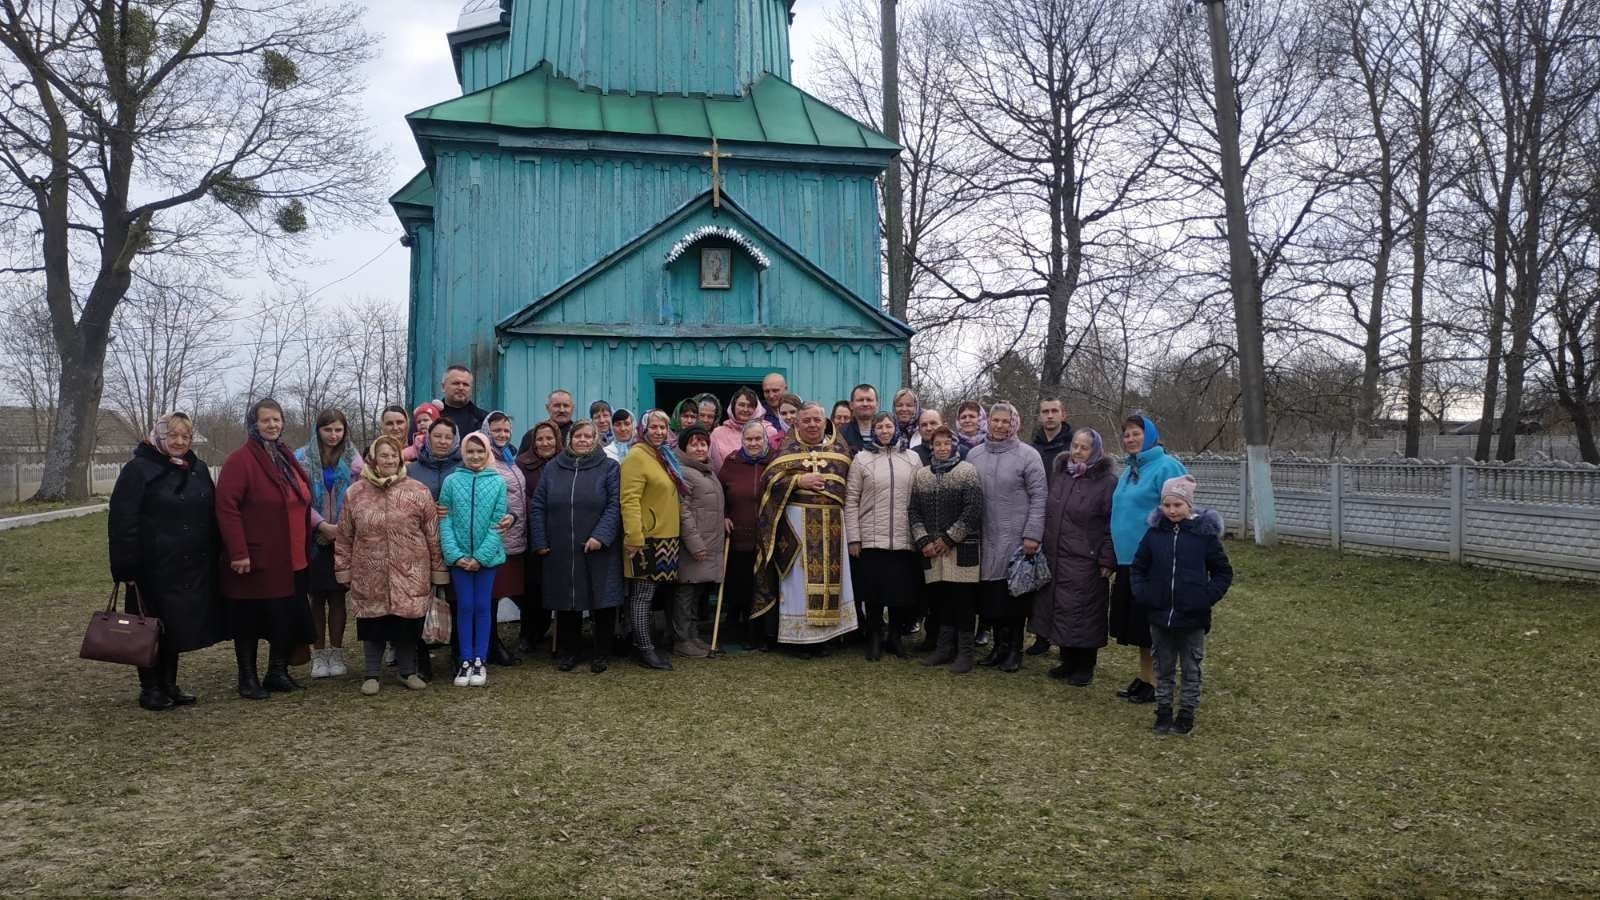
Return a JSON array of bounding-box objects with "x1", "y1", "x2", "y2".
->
[{"x1": 0, "y1": 406, "x2": 208, "y2": 464}]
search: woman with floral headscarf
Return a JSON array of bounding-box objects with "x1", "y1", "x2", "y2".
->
[
  {"x1": 335, "y1": 435, "x2": 448, "y2": 695},
  {"x1": 1039, "y1": 428, "x2": 1118, "y2": 687},
  {"x1": 891, "y1": 388, "x2": 923, "y2": 451},
  {"x1": 216, "y1": 398, "x2": 317, "y2": 700},
  {"x1": 618, "y1": 409, "x2": 686, "y2": 670},
  {"x1": 108, "y1": 412, "x2": 224, "y2": 710}
]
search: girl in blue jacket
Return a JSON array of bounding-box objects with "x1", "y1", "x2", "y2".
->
[
  {"x1": 1130, "y1": 475, "x2": 1232, "y2": 737},
  {"x1": 439, "y1": 432, "x2": 508, "y2": 687}
]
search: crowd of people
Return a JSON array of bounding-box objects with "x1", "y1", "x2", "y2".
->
[{"x1": 106, "y1": 366, "x2": 1233, "y2": 736}]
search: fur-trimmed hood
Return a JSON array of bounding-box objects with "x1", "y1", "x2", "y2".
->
[{"x1": 1145, "y1": 506, "x2": 1225, "y2": 537}]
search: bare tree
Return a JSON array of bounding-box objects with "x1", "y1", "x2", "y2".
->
[
  {"x1": 103, "y1": 265, "x2": 234, "y2": 438},
  {"x1": 0, "y1": 1, "x2": 388, "y2": 499},
  {"x1": 0, "y1": 283, "x2": 60, "y2": 450},
  {"x1": 1457, "y1": 0, "x2": 1600, "y2": 460},
  {"x1": 930, "y1": 0, "x2": 1172, "y2": 397}
]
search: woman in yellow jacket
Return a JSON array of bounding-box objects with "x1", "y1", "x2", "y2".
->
[{"x1": 619, "y1": 409, "x2": 687, "y2": 670}]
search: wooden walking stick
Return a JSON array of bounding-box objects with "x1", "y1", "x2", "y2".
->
[{"x1": 710, "y1": 536, "x2": 731, "y2": 655}]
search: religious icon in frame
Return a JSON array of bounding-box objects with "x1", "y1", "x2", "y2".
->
[{"x1": 700, "y1": 247, "x2": 732, "y2": 289}]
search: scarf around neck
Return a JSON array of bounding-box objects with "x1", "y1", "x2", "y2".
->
[
  {"x1": 246, "y1": 401, "x2": 306, "y2": 501},
  {"x1": 1067, "y1": 429, "x2": 1105, "y2": 478}
]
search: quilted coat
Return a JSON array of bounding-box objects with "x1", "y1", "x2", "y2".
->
[
  {"x1": 488, "y1": 456, "x2": 529, "y2": 555},
  {"x1": 677, "y1": 457, "x2": 726, "y2": 584},
  {"x1": 438, "y1": 467, "x2": 509, "y2": 568},
  {"x1": 334, "y1": 475, "x2": 449, "y2": 619},
  {"x1": 845, "y1": 445, "x2": 921, "y2": 551}
]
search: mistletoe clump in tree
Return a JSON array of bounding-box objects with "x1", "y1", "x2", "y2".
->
[{"x1": 0, "y1": 1, "x2": 387, "y2": 500}]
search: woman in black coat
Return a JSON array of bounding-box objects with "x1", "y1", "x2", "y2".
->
[
  {"x1": 107, "y1": 413, "x2": 225, "y2": 710},
  {"x1": 528, "y1": 421, "x2": 623, "y2": 673}
]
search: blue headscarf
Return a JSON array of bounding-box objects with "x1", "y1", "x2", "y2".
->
[
  {"x1": 1126, "y1": 413, "x2": 1160, "y2": 484},
  {"x1": 485, "y1": 410, "x2": 517, "y2": 466}
]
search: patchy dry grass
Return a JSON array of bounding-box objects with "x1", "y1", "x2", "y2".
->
[{"x1": 1, "y1": 514, "x2": 1597, "y2": 897}]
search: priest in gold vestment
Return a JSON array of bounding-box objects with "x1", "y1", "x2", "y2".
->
[{"x1": 752, "y1": 402, "x2": 859, "y2": 645}]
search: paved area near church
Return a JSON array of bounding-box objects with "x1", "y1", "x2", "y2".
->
[{"x1": 2, "y1": 514, "x2": 1595, "y2": 897}]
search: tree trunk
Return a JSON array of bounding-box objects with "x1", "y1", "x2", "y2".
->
[
  {"x1": 1404, "y1": 93, "x2": 1434, "y2": 459},
  {"x1": 32, "y1": 336, "x2": 110, "y2": 501},
  {"x1": 1474, "y1": 132, "x2": 1517, "y2": 461},
  {"x1": 880, "y1": 0, "x2": 909, "y2": 385}
]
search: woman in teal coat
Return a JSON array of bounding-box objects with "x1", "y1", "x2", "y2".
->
[
  {"x1": 438, "y1": 431, "x2": 508, "y2": 688},
  {"x1": 1108, "y1": 413, "x2": 1187, "y2": 704}
]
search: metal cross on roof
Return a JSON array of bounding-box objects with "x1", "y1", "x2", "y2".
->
[{"x1": 701, "y1": 138, "x2": 732, "y2": 209}]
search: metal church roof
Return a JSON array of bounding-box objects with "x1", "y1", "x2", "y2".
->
[{"x1": 404, "y1": 62, "x2": 900, "y2": 152}]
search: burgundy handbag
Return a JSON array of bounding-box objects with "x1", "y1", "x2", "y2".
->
[{"x1": 79, "y1": 583, "x2": 161, "y2": 668}]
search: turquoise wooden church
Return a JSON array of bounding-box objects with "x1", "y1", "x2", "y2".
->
[{"x1": 391, "y1": 0, "x2": 910, "y2": 425}]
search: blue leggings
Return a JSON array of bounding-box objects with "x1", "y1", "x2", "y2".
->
[{"x1": 451, "y1": 566, "x2": 499, "y2": 663}]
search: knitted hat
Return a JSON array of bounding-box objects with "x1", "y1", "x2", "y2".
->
[
  {"x1": 1161, "y1": 474, "x2": 1197, "y2": 507},
  {"x1": 677, "y1": 425, "x2": 711, "y2": 452},
  {"x1": 412, "y1": 401, "x2": 442, "y2": 422}
]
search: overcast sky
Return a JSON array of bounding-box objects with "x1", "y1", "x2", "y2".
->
[{"x1": 245, "y1": 0, "x2": 841, "y2": 307}]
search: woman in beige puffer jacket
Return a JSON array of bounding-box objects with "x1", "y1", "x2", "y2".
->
[
  {"x1": 335, "y1": 436, "x2": 449, "y2": 693},
  {"x1": 845, "y1": 412, "x2": 922, "y2": 660}
]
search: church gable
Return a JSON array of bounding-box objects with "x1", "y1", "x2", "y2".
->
[{"x1": 498, "y1": 192, "x2": 911, "y2": 341}]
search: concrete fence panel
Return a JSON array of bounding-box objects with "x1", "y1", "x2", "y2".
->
[{"x1": 1174, "y1": 455, "x2": 1600, "y2": 583}]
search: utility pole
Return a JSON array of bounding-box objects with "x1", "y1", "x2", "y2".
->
[
  {"x1": 1199, "y1": 0, "x2": 1277, "y2": 545},
  {"x1": 881, "y1": 0, "x2": 910, "y2": 384}
]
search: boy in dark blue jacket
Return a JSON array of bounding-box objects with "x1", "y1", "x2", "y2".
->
[{"x1": 1130, "y1": 475, "x2": 1232, "y2": 736}]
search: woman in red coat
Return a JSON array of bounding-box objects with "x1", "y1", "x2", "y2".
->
[{"x1": 215, "y1": 398, "x2": 317, "y2": 700}]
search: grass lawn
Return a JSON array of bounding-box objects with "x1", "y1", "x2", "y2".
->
[
  {"x1": 0, "y1": 498, "x2": 107, "y2": 519},
  {"x1": 1, "y1": 514, "x2": 1596, "y2": 897}
]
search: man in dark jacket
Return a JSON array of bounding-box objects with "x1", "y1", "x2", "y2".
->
[
  {"x1": 1030, "y1": 395, "x2": 1073, "y2": 482},
  {"x1": 439, "y1": 365, "x2": 487, "y2": 436},
  {"x1": 837, "y1": 383, "x2": 878, "y2": 453},
  {"x1": 1130, "y1": 475, "x2": 1232, "y2": 737}
]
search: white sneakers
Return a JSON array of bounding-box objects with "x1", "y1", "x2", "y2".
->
[
  {"x1": 454, "y1": 658, "x2": 489, "y2": 687},
  {"x1": 310, "y1": 648, "x2": 348, "y2": 678}
]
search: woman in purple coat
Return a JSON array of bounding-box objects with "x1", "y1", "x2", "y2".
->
[{"x1": 1040, "y1": 429, "x2": 1118, "y2": 686}]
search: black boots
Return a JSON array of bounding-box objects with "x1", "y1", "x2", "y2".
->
[
  {"x1": 1025, "y1": 635, "x2": 1051, "y2": 656},
  {"x1": 136, "y1": 666, "x2": 174, "y2": 711},
  {"x1": 1050, "y1": 648, "x2": 1097, "y2": 686},
  {"x1": 1174, "y1": 709, "x2": 1196, "y2": 736},
  {"x1": 1067, "y1": 648, "x2": 1097, "y2": 687},
  {"x1": 977, "y1": 625, "x2": 1006, "y2": 667},
  {"x1": 235, "y1": 640, "x2": 268, "y2": 701},
  {"x1": 920, "y1": 627, "x2": 957, "y2": 667},
  {"x1": 949, "y1": 629, "x2": 976, "y2": 674},
  {"x1": 1154, "y1": 705, "x2": 1174, "y2": 735},
  {"x1": 160, "y1": 647, "x2": 196, "y2": 705},
  {"x1": 998, "y1": 624, "x2": 1022, "y2": 673},
  {"x1": 865, "y1": 627, "x2": 882, "y2": 661},
  {"x1": 262, "y1": 643, "x2": 304, "y2": 693},
  {"x1": 884, "y1": 630, "x2": 907, "y2": 659},
  {"x1": 635, "y1": 645, "x2": 673, "y2": 670}
]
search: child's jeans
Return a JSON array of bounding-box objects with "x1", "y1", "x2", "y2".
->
[
  {"x1": 1149, "y1": 623, "x2": 1206, "y2": 711},
  {"x1": 451, "y1": 566, "x2": 499, "y2": 663}
]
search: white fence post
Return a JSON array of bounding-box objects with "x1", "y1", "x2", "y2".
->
[
  {"x1": 1330, "y1": 462, "x2": 1343, "y2": 552},
  {"x1": 1238, "y1": 459, "x2": 1249, "y2": 535},
  {"x1": 1448, "y1": 465, "x2": 1464, "y2": 564}
]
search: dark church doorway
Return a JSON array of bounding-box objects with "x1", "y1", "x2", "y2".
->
[{"x1": 654, "y1": 379, "x2": 750, "y2": 421}]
